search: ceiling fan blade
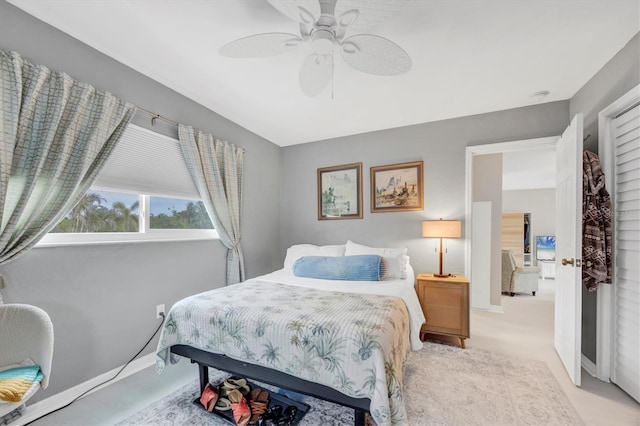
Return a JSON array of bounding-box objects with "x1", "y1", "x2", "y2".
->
[
  {"x1": 267, "y1": 0, "x2": 321, "y2": 25},
  {"x1": 340, "y1": 34, "x2": 411, "y2": 75},
  {"x1": 298, "y1": 52, "x2": 333, "y2": 97},
  {"x1": 334, "y1": 0, "x2": 409, "y2": 33},
  {"x1": 219, "y1": 33, "x2": 302, "y2": 58}
]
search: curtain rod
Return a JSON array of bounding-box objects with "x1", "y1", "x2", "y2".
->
[
  {"x1": 135, "y1": 106, "x2": 246, "y2": 152},
  {"x1": 136, "y1": 106, "x2": 179, "y2": 127}
]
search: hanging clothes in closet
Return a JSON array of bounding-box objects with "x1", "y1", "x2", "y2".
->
[{"x1": 582, "y1": 150, "x2": 612, "y2": 291}]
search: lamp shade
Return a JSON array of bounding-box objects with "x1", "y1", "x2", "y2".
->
[{"x1": 422, "y1": 219, "x2": 461, "y2": 239}]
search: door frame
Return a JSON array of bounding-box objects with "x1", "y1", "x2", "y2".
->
[
  {"x1": 596, "y1": 84, "x2": 640, "y2": 383},
  {"x1": 465, "y1": 136, "x2": 559, "y2": 311}
]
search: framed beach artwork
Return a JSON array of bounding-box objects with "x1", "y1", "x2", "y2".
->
[
  {"x1": 536, "y1": 236, "x2": 556, "y2": 261},
  {"x1": 317, "y1": 162, "x2": 363, "y2": 220},
  {"x1": 370, "y1": 161, "x2": 424, "y2": 213}
]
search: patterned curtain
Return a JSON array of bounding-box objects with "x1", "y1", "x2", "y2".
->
[
  {"x1": 0, "y1": 51, "x2": 135, "y2": 290},
  {"x1": 178, "y1": 125, "x2": 245, "y2": 285}
]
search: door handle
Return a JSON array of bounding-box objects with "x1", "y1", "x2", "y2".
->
[{"x1": 562, "y1": 258, "x2": 574, "y2": 266}]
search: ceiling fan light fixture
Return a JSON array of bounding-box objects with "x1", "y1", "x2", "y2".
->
[{"x1": 311, "y1": 29, "x2": 334, "y2": 55}]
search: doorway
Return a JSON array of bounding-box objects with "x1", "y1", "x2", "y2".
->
[
  {"x1": 465, "y1": 136, "x2": 560, "y2": 369},
  {"x1": 464, "y1": 136, "x2": 558, "y2": 311},
  {"x1": 465, "y1": 127, "x2": 585, "y2": 386}
]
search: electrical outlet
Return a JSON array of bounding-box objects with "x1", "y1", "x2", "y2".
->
[{"x1": 156, "y1": 304, "x2": 165, "y2": 319}]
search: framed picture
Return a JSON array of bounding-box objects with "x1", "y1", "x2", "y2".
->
[
  {"x1": 536, "y1": 235, "x2": 556, "y2": 261},
  {"x1": 317, "y1": 162, "x2": 363, "y2": 220},
  {"x1": 370, "y1": 161, "x2": 424, "y2": 212}
]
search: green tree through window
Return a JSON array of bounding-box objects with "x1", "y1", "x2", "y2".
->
[
  {"x1": 51, "y1": 191, "x2": 213, "y2": 233},
  {"x1": 149, "y1": 198, "x2": 213, "y2": 229}
]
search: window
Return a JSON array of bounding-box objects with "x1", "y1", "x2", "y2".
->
[
  {"x1": 149, "y1": 196, "x2": 213, "y2": 230},
  {"x1": 38, "y1": 124, "x2": 218, "y2": 246},
  {"x1": 50, "y1": 190, "x2": 140, "y2": 233}
]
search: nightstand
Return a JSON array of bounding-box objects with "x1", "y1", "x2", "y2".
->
[{"x1": 415, "y1": 273, "x2": 470, "y2": 348}]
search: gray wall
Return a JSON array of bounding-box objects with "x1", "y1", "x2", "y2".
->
[
  {"x1": 473, "y1": 154, "x2": 503, "y2": 306},
  {"x1": 280, "y1": 102, "x2": 569, "y2": 276},
  {"x1": 570, "y1": 32, "x2": 639, "y2": 364},
  {"x1": 571, "y1": 33, "x2": 640, "y2": 154},
  {"x1": 0, "y1": 1, "x2": 282, "y2": 402}
]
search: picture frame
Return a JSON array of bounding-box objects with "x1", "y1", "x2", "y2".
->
[
  {"x1": 536, "y1": 235, "x2": 556, "y2": 261},
  {"x1": 370, "y1": 161, "x2": 424, "y2": 212},
  {"x1": 317, "y1": 162, "x2": 363, "y2": 220}
]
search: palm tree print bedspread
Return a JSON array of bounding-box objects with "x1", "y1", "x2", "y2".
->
[{"x1": 156, "y1": 280, "x2": 411, "y2": 425}]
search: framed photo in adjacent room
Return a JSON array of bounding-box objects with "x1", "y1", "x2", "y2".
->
[{"x1": 536, "y1": 235, "x2": 556, "y2": 261}]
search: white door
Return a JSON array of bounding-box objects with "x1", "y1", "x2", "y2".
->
[
  {"x1": 611, "y1": 103, "x2": 640, "y2": 402},
  {"x1": 555, "y1": 114, "x2": 584, "y2": 386}
]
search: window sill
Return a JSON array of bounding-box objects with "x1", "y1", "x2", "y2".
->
[{"x1": 35, "y1": 229, "x2": 219, "y2": 248}]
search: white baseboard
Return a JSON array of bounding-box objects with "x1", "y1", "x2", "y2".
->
[
  {"x1": 14, "y1": 352, "x2": 156, "y2": 426},
  {"x1": 581, "y1": 353, "x2": 597, "y2": 378}
]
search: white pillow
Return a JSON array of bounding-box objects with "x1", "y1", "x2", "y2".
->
[
  {"x1": 283, "y1": 244, "x2": 346, "y2": 270},
  {"x1": 344, "y1": 240, "x2": 409, "y2": 280}
]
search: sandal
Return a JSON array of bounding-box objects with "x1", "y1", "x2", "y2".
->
[
  {"x1": 277, "y1": 405, "x2": 298, "y2": 425},
  {"x1": 199, "y1": 383, "x2": 219, "y2": 412},
  {"x1": 248, "y1": 388, "x2": 270, "y2": 424},
  {"x1": 221, "y1": 378, "x2": 250, "y2": 397},
  {"x1": 215, "y1": 397, "x2": 232, "y2": 411},
  {"x1": 228, "y1": 389, "x2": 251, "y2": 426},
  {"x1": 226, "y1": 378, "x2": 247, "y2": 387},
  {"x1": 260, "y1": 405, "x2": 282, "y2": 425}
]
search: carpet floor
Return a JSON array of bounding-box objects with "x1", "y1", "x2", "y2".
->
[{"x1": 118, "y1": 342, "x2": 583, "y2": 425}]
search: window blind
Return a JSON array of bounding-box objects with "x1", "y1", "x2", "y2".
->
[
  {"x1": 612, "y1": 103, "x2": 640, "y2": 402},
  {"x1": 93, "y1": 124, "x2": 199, "y2": 199}
]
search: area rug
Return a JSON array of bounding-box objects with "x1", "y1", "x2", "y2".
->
[{"x1": 118, "y1": 343, "x2": 583, "y2": 425}]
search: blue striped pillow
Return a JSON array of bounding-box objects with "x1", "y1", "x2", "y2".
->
[{"x1": 293, "y1": 255, "x2": 388, "y2": 281}]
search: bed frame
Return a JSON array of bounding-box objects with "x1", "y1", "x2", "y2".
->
[{"x1": 171, "y1": 344, "x2": 369, "y2": 425}]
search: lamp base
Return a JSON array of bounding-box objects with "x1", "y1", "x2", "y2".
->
[{"x1": 433, "y1": 273, "x2": 452, "y2": 278}]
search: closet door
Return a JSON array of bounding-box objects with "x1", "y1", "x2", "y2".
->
[{"x1": 611, "y1": 103, "x2": 640, "y2": 402}]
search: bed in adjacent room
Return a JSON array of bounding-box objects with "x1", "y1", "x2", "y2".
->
[{"x1": 156, "y1": 241, "x2": 425, "y2": 426}]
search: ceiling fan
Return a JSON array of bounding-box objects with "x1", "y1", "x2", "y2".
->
[{"x1": 219, "y1": 0, "x2": 412, "y2": 97}]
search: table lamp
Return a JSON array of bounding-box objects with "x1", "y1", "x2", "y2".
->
[{"x1": 422, "y1": 219, "x2": 462, "y2": 277}]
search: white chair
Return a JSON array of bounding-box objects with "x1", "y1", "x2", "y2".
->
[
  {"x1": 501, "y1": 249, "x2": 539, "y2": 296},
  {"x1": 0, "y1": 304, "x2": 54, "y2": 421}
]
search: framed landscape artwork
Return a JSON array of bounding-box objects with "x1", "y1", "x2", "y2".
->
[
  {"x1": 317, "y1": 162, "x2": 363, "y2": 220},
  {"x1": 370, "y1": 161, "x2": 424, "y2": 212}
]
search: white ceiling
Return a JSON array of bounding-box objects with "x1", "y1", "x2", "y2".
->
[
  {"x1": 503, "y1": 148, "x2": 556, "y2": 191},
  {"x1": 8, "y1": 0, "x2": 640, "y2": 147}
]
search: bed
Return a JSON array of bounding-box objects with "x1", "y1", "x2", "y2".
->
[{"x1": 156, "y1": 241, "x2": 426, "y2": 426}]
